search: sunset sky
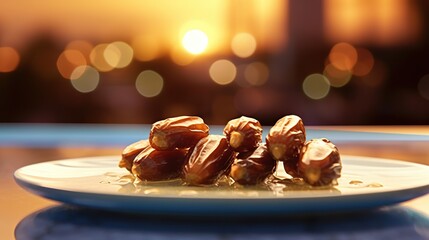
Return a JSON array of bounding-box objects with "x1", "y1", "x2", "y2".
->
[{"x1": 0, "y1": 0, "x2": 286, "y2": 52}]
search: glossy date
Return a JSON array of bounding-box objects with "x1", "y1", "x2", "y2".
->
[
  {"x1": 266, "y1": 115, "x2": 306, "y2": 177},
  {"x1": 118, "y1": 139, "x2": 151, "y2": 172},
  {"x1": 223, "y1": 116, "x2": 262, "y2": 152},
  {"x1": 132, "y1": 147, "x2": 188, "y2": 181},
  {"x1": 230, "y1": 143, "x2": 276, "y2": 185},
  {"x1": 149, "y1": 116, "x2": 209, "y2": 150},
  {"x1": 297, "y1": 138, "x2": 342, "y2": 186},
  {"x1": 119, "y1": 115, "x2": 342, "y2": 189},
  {"x1": 183, "y1": 135, "x2": 235, "y2": 185}
]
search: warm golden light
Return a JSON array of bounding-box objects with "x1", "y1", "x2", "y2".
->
[
  {"x1": 209, "y1": 59, "x2": 236, "y2": 85},
  {"x1": 1, "y1": 1, "x2": 287, "y2": 59},
  {"x1": 66, "y1": 40, "x2": 93, "y2": 60},
  {"x1": 182, "y1": 29, "x2": 209, "y2": 55},
  {"x1": 231, "y1": 33, "x2": 257, "y2": 58},
  {"x1": 135, "y1": 70, "x2": 164, "y2": 97},
  {"x1": 70, "y1": 65, "x2": 99, "y2": 93},
  {"x1": 90, "y1": 44, "x2": 114, "y2": 72},
  {"x1": 244, "y1": 62, "x2": 269, "y2": 86},
  {"x1": 324, "y1": 0, "x2": 421, "y2": 45},
  {"x1": 329, "y1": 42, "x2": 358, "y2": 71},
  {"x1": 0, "y1": 47, "x2": 20, "y2": 72},
  {"x1": 323, "y1": 64, "x2": 352, "y2": 88},
  {"x1": 170, "y1": 47, "x2": 195, "y2": 66},
  {"x1": 104, "y1": 41, "x2": 134, "y2": 69},
  {"x1": 302, "y1": 73, "x2": 330, "y2": 100},
  {"x1": 132, "y1": 35, "x2": 161, "y2": 62},
  {"x1": 57, "y1": 49, "x2": 87, "y2": 79}
]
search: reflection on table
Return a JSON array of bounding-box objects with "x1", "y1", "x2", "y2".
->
[{"x1": 15, "y1": 205, "x2": 429, "y2": 240}]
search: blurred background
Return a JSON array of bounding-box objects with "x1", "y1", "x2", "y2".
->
[{"x1": 0, "y1": 0, "x2": 428, "y2": 126}]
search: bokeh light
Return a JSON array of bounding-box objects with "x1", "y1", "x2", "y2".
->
[
  {"x1": 103, "y1": 44, "x2": 121, "y2": 68},
  {"x1": 104, "y1": 41, "x2": 134, "y2": 69},
  {"x1": 135, "y1": 70, "x2": 164, "y2": 97},
  {"x1": 302, "y1": 73, "x2": 330, "y2": 99},
  {"x1": 244, "y1": 62, "x2": 269, "y2": 86},
  {"x1": 132, "y1": 35, "x2": 161, "y2": 62},
  {"x1": 231, "y1": 32, "x2": 257, "y2": 58},
  {"x1": 323, "y1": 64, "x2": 352, "y2": 87},
  {"x1": 353, "y1": 48, "x2": 375, "y2": 77},
  {"x1": 66, "y1": 40, "x2": 93, "y2": 60},
  {"x1": 418, "y1": 74, "x2": 429, "y2": 100},
  {"x1": 57, "y1": 49, "x2": 87, "y2": 79},
  {"x1": 70, "y1": 65, "x2": 99, "y2": 93},
  {"x1": 90, "y1": 44, "x2": 115, "y2": 72},
  {"x1": 329, "y1": 42, "x2": 358, "y2": 71},
  {"x1": 0, "y1": 47, "x2": 20, "y2": 72},
  {"x1": 209, "y1": 59, "x2": 236, "y2": 85},
  {"x1": 182, "y1": 29, "x2": 209, "y2": 55}
]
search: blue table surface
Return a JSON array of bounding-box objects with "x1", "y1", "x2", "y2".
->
[{"x1": 1, "y1": 123, "x2": 429, "y2": 147}]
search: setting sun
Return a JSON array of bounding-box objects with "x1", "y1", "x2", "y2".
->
[{"x1": 181, "y1": 29, "x2": 209, "y2": 55}]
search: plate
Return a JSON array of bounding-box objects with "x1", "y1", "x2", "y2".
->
[{"x1": 14, "y1": 155, "x2": 429, "y2": 216}]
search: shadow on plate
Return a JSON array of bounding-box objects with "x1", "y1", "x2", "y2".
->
[{"x1": 15, "y1": 204, "x2": 429, "y2": 240}]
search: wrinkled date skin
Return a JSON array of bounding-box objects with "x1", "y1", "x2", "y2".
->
[
  {"x1": 183, "y1": 135, "x2": 235, "y2": 185},
  {"x1": 119, "y1": 140, "x2": 151, "y2": 172},
  {"x1": 149, "y1": 116, "x2": 209, "y2": 150},
  {"x1": 230, "y1": 143, "x2": 276, "y2": 185},
  {"x1": 298, "y1": 138, "x2": 342, "y2": 186},
  {"x1": 223, "y1": 116, "x2": 262, "y2": 152},
  {"x1": 132, "y1": 147, "x2": 188, "y2": 181},
  {"x1": 266, "y1": 115, "x2": 306, "y2": 177}
]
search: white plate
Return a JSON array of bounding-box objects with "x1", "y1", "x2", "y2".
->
[{"x1": 14, "y1": 155, "x2": 429, "y2": 216}]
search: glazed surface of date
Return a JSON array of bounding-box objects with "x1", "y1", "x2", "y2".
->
[
  {"x1": 266, "y1": 115, "x2": 306, "y2": 177},
  {"x1": 119, "y1": 139, "x2": 151, "y2": 172},
  {"x1": 183, "y1": 135, "x2": 235, "y2": 185},
  {"x1": 132, "y1": 147, "x2": 188, "y2": 181},
  {"x1": 298, "y1": 138, "x2": 342, "y2": 186},
  {"x1": 149, "y1": 116, "x2": 209, "y2": 150},
  {"x1": 230, "y1": 143, "x2": 276, "y2": 185},
  {"x1": 223, "y1": 116, "x2": 262, "y2": 152}
]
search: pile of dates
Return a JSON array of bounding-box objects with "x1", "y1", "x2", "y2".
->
[{"x1": 119, "y1": 115, "x2": 342, "y2": 187}]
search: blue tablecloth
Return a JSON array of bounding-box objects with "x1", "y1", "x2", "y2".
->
[{"x1": 1, "y1": 124, "x2": 428, "y2": 147}]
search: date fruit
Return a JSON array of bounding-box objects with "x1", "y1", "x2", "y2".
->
[
  {"x1": 223, "y1": 116, "x2": 262, "y2": 152},
  {"x1": 149, "y1": 116, "x2": 209, "y2": 150},
  {"x1": 266, "y1": 115, "x2": 306, "y2": 177},
  {"x1": 119, "y1": 139, "x2": 151, "y2": 172},
  {"x1": 132, "y1": 147, "x2": 188, "y2": 181},
  {"x1": 230, "y1": 143, "x2": 276, "y2": 185},
  {"x1": 183, "y1": 135, "x2": 235, "y2": 185},
  {"x1": 297, "y1": 138, "x2": 342, "y2": 186}
]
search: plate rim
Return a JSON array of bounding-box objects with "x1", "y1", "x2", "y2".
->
[{"x1": 13, "y1": 155, "x2": 429, "y2": 215}]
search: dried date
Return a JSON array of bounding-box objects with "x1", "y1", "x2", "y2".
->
[
  {"x1": 266, "y1": 115, "x2": 306, "y2": 177},
  {"x1": 132, "y1": 147, "x2": 188, "y2": 181},
  {"x1": 297, "y1": 138, "x2": 342, "y2": 186},
  {"x1": 223, "y1": 116, "x2": 262, "y2": 152},
  {"x1": 149, "y1": 116, "x2": 209, "y2": 150},
  {"x1": 183, "y1": 135, "x2": 235, "y2": 185},
  {"x1": 230, "y1": 143, "x2": 276, "y2": 185},
  {"x1": 118, "y1": 139, "x2": 151, "y2": 172}
]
